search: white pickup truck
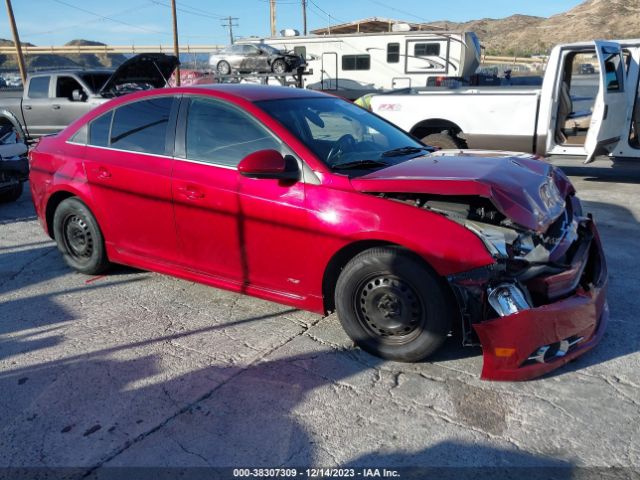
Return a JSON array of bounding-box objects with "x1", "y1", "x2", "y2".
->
[{"x1": 370, "y1": 39, "x2": 640, "y2": 163}]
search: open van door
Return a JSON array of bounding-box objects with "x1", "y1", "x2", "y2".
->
[{"x1": 584, "y1": 41, "x2": 627, "y2": 163}]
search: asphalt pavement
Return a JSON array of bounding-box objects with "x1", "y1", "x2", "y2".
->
[{"x1": 0, "y1": 157, "x2": 638, "y2": 479}]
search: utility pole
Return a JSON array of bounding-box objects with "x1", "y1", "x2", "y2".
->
[
  {"x1": 170, "y1": 0, "x2": 180, "y2": 86},
  {"x1": 4, "y1": 0, "x2": 27, "y2": 85},
  {"x1": 221, "y1": 16, "x2": 239, "y2": 44},
  {"x1": 301, "y1": 0, "x2": 307, "y2": 35},
  {"x1": 270, "y1": 0, "x2": 276, "y2": 37}
]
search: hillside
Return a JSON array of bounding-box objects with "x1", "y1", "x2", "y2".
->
[
  {"x1": 427, "y1": 0, "x2": 640, "y2": 55},
  {"x1": 0, "y1": 39, "x2": 127, "y2": 71}
]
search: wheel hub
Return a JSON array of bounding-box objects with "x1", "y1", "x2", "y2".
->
[
  {"x1": 64, "y1": 215, "x2": 92, "y2": 258},
  {"x1": 358, "y1": 276, "x2": 422, "y2": 338}
]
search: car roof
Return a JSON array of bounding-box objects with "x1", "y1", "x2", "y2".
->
[{"x1": 172, "y1": 84, "x2": 329, "y2": 102}]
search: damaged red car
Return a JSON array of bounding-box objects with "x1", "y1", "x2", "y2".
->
[{"x1": 29, "y1": 85, "x2": 608, "y2": 381}]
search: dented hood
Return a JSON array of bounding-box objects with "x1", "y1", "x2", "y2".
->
[
  {"x1": 99, "y1": 53, "x2": 179, "y2": 96},
  {"x1": 350, "y1": 150, "x2": 574, "y2": 232}
]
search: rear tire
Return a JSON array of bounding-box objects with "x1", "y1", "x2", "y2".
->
[
  {"x1": 53, "y1": 197, "x2": 110, "y2": 275},
  {"x1": 217, "y1": 61, "x2": 231, "y2": 75},
  {"x1": 0, "y1": 183, "x2": 23, "y2": 203},
  {"x1": 335, "y1": 247, "x2": 452, "y2": 362},
  {"x1": 421, "y1": 132, "x2": 466, "y2": 150}
]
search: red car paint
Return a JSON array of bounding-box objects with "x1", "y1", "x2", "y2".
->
[{"x1": 28, "y1": 85, "x2": 608, "y2": 380}]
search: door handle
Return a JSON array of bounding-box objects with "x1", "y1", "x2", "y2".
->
[
  {"x1": 177, "y1": 186, "x2": 205, "y2": 200},
  {"x1": 23, "y1": 105, "x2": 32, "y2": 110},
  {"x1": 52, "y1": 104, "x2": 61, "y2": 110},
  {"x1": 97, "y1": 167, "x2": 111, "y2": 179}
]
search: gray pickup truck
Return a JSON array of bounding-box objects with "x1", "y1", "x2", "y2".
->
[{"x1": 0, "y1": 53, "x2": 179, "y2": 140}]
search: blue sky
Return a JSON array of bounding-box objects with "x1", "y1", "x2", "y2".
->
[{"x1": 0, "y1": 0, "x2": 584, "y2": 46}]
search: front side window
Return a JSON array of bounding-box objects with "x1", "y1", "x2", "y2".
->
[
  {"x1": 109, "y1": 97, "x2": 174, "y2": 155},
  {"x1": 28, "y1": 76, "x2": 50, "y2": 99},
  {"x1": 342, "y1": 55, "x2": 370, "y2": 71},
  {"x1": 604, "y1": 53, "x2": 624, "y2": 92},
  {"x1": 415, "y1": 43, "x2": 440, "y2": 57},
  {"x1": 56, "y1": 76, "x2": 84, "y2": 100},
  {"x1": 185, "y1": 97, "x2": 281, "y2": 167}
]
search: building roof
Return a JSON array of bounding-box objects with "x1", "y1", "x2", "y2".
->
[{"x1": 310, "y1": 17, "x2": 443, "y2": 35}]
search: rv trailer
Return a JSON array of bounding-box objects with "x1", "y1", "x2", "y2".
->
[{"x1": 217, "y1": 30, "x2": 481, "y2": 99}]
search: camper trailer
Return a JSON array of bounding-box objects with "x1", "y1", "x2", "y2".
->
[{"x1": 223, "y1": 28, "x2": 481, "y2": 99}]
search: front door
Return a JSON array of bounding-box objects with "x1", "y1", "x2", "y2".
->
[
  {"x1": 50, "y1": 75, "x2": 94, "y2": 132},
  {"x1": 171, "y1": 96, "x2": 309, "y2": 296},
  {"x1": 321, "y1": 52, "x2": 338, "y2": 90},
  {"x1": 584, "y1": 41, "x2": 628, "y2": 163}
]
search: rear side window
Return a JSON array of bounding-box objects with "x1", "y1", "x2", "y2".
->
[
  {"x1": 185, "y1": 97, "x2": 280, "y2": 167},
  {"x1": 28, "y1": 76, "x2": 50, "y2": 98},
  {"x1": 110, "y1": 97, "x2": 174, "y2": 155},
  {"x1": 88, "y1": 111, "x2": 112, "y2": 147}
]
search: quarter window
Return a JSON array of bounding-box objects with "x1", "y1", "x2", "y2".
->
[
  {"x1": 415, "y1": 43, "x2": 440, "y2": 57},
  {"x1": 185, "y1": 97, "x2": 280, "y2": 167},
  {"x1": 28, "y1": 76, "x2": 50, "y2": 99},
  {"x1": 88, "y1": 111, "x2": 112, "y2": 148},
  {"x1": 110, "y1": 97, "x2": 174, "y2": 155},
  {"x1": 342, "y1": 54, "x2": 370, "y2": 71},
  {"x1": 387, "y1": 43, "x2": 400, "y2": 63}
]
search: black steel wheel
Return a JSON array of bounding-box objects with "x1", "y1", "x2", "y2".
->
[
  {"x1": 53, "y1": 197, "x2": 110, "y2": 275},
  {"x1": 217, "y1": 61, "x2": 231, "y2": 75},
  {"x1": 335, "y1": 247, "x2": 452, "y2": 362},
  {"x1": 271, "y1": 59, "x2": 288, "y2": 75}
]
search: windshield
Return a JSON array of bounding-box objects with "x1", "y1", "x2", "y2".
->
[{"x1": 256, "y1": 97, "x2": 426, "y2": 172}]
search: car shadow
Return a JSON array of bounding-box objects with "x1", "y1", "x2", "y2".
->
[{"x1": 0, "y1": 333, "x2": 580, "y2": 475}]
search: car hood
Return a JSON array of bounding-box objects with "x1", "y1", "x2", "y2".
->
[
  {"x1": 350, "y1": 150, "x2": 574, "y2": 233},
  {"x1": 99, "y1": 53, "x2": 179, "y2": 96}
]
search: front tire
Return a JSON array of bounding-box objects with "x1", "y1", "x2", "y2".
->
[
  {"x1": 335, "y1": 247, "x2": 452, "y2": 362},
  {"x1": 271, "y1": 59, "x2": 287, "y2": 75},
  {"x1": 53, "y1": 197, "x2": 110, "y2": 275}
]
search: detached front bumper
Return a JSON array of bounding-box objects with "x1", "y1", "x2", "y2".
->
[{"x1": 473, "y1": 217, "x2": 608, "y2": 381}]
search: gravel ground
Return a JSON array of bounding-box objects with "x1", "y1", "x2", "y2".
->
[{"x1": 0, "y1": 158, "x2": 638, "y2": 479}]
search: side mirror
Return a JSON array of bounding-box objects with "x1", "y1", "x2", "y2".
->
[
  {"x1": 71, "y1": 89, "x2": 85, "y2": 102},
  {"x1": 238, "y1": 149, "x2": 299, "y2": 181}
]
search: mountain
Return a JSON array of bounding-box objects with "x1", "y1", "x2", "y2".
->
[
  {"x1": 426, "y1": 0, "x2": 640, "y2": 55},
  {"x1": 0, "y1": 39, "x2": 127, "y2": 71}
]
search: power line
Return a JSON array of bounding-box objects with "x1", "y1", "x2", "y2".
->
[
  {"x1": 150, "y1": 0, "x2": 226, "y2": 20},
  {"x1": 221, "y1": 16, "x2": 239, "y2": 44},
  {"x1": 50, "y1": 0, "x2": 170, "y2": 36},
  {"x1": 367, "y1": 0, "x2": 431, "y2": 23},
  {"x1": 23, "y1": 2, "x2": 154, "y2": 37}
]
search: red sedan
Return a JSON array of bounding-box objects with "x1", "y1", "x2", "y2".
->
[{"x1": 28, "y1": 85, "x2": 608, "y2": 380}]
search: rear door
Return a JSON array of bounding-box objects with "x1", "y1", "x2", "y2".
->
[
  {"x1": 584, "y1": 41, "x2": 628, "y2": 163},
  {"x1": 83, "y1": 95, "x2": 180, "y2": 263},
  {"x1": 21, "y1": 75, "x2": 58, "y2": 137}
]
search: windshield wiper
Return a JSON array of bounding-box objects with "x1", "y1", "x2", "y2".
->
[
  {"x1": 332, "y1": 159, "x2": 389, "y2": 170},
  {"x1": 381, "y1": 146, "x2": 432, "y2": 157}
]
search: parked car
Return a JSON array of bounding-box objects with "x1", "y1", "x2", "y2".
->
[
  {"x1": 29, "y1": 85, "x2": 608, "y2": 380},
  {"x1": 579, "y1": 63, "x2": 595, "y2": 74},
  {"x1": 0, "y1": 53, "x2": 179, "y2": 141},
  {"x1": 0, "y1": 109, "x2": 28, "y2": 202},
  {"x1": 209, "y1": 43, "x2": 304, "y2": 76}
]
